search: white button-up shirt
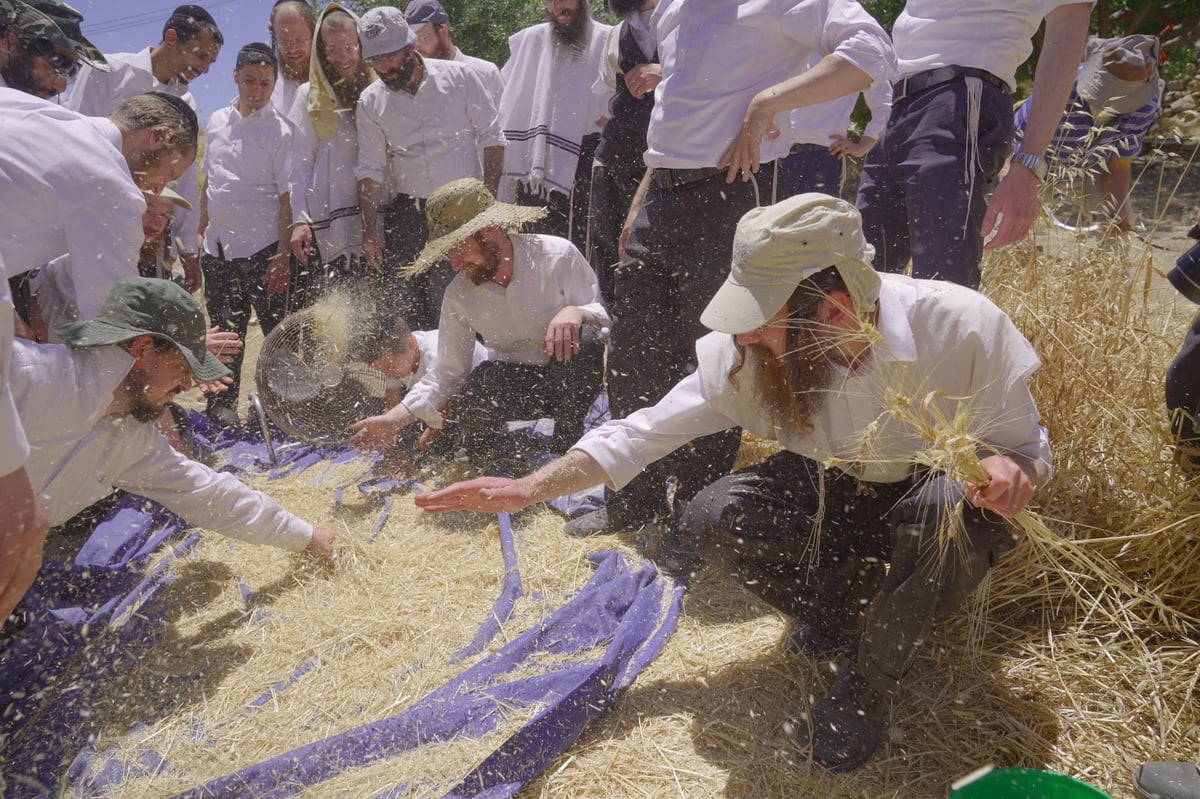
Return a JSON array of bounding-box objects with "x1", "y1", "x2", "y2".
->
[
  {"x1": 645, "y1": 0, "x2": 896, "y2": 169},
  {"x1": 892, "y1": 0, "x2": 1093, "y2": 90},
  {"x1": 202, "y1": 100, "x2": 293, "y2": 259},
  {"x1": 574, "y1": 274, "x2": 1052, "y2": 491},
  {"x1": 0, "y1": 255, "x2": 23, "y2": 475},
  {"x1": 790, "y1": 65, "x2": 892, "y2": 145},
  {"x1": 355, "y1": 58, "x2": 505, "y2": 199},
  {"x1": 455, "y1": 49, "x2": 505, "y2": 109},
  {"x1": 0, "y1": 90, "x2": 145, "y2": 315},
  {"x1": 402, "y1": 234, "x2": 610, "y2": 427},
  {"x1": 66, "y1": 47, "x2": 202, "y2": 250},
  {"x1": 11, "y1": 340, "x2": 313, "y2": 549}
]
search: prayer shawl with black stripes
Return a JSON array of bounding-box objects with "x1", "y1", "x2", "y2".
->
[{"x1": 497, "y1": 19, "x2": 612, "y2": 202}]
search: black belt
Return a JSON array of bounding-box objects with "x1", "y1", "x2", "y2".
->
[
  {"x1": 893, "y1": 66, "x2": 1009, "y2": 104},
  {"x1": 788, "y1": 143, "x2": 828, "y2": 156},
  {"x1": 652, "y1": 165, "x2": 726, "y2": 190}
]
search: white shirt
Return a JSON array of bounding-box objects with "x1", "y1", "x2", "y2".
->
[
  {"x1": 271, "y1": 75, "x2": 306, "y2": 120},
  {"x1": 892, "y1": 0, "x2": 1093, "y2": 90},
  {"x1": 402, "y1": 234, "x2": 610, "y2": 427},
  {"x1": 10, "y1": 341, "x2": 313, "y2": 549},
  {"x1": 0, "y1": 90, "x2": 145, "y2": 318},
  {"x1": 0, "y1": 257, "x2": 24, "y2": 475},
  {"x1": 404, "y1": 329, "x2": 489, "y2": 391},
  {"x1": 645, "y1": 0, "x2": 896, "y2": 169},
  {"x1": 202, "y1": 100, "x2": 293, "y2": 259},
  {"x1": 454, "y1": 49, "x2": 506, "y2": 109},
  {"x1": 66, "y1": 47, "x2": 202, "y2": 250},
  {"x1": 355, "y1": 58, "x2": 505, "y2": 199},
  {"x1": 574, "y1": 274, "x2": 1052, "y2": 491},
  {"x1": 790, "y1": 65, "x2": 892, "y2": 145}
]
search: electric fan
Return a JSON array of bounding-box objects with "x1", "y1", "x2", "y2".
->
[{"x1": 251, "y1": 306, "x2": 387, "y2": 448}]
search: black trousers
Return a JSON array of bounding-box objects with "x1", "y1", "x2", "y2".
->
[
  {"x1": 680, "y1": 450, "x2": 1016, "y2": 695},
  {"x1": 449, "y1": 327, "x2": 605, "y2": 467},
  {"x1": 605, "y1": 164, "x2": 782, "y2": 527},
  {"x1": 512, "y1": 133, "x2": 601, "y2": 256},
  {"x1": 383, "y1": 194, "x2": 453, "y2": 331},
  {"x1": 1166, "y1": 309, "x2": 1200, "y2": 462},
  {"x1": 201, "y1": 243, "x2": 288, "y2": 411}
]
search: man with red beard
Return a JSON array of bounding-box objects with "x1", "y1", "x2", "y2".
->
[
  {"x1": 349, "y1": 178, "x2": 608, "y2": 471},
  {"x1": 495, "y1": 0, "x2": 610, "y2": 252},
  {"x1": 413, "y1": 193, "x2": 1050, "y2": 772},
  {"x1": 268, "y1": 0, "x2": 315, "y2": 116}
]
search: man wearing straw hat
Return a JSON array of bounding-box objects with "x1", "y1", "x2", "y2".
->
[
  {"x1": 9, "y1": 277, "x2": 337, "y2": 559},
  {"x1": 414, "y1": 193, "x2": 1051, "y2": 771},
  {"x1": 1013, "y1": 34, "x2": 1163, "y2": 232},
  {"x1": 349, "y1": 177, "x2": 609, "y2": 469}
]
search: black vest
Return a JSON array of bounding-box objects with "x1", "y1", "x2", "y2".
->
[{"x1": 595, "y1": 21, "x2": 658, "y2": 174}]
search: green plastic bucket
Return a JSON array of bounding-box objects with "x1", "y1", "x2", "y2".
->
[{"x1": 949, "y1": 767, "x2": 1113, "y2": 798}]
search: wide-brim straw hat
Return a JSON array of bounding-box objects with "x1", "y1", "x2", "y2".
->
[{"x1": 403, "y1": 178, "x2": 547, "y2": 277}]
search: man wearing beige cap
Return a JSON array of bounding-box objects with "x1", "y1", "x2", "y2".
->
[
  {"x1": 1014, "y1": 34, "x2": 1163, "y2": 231},
  {"x1": 10, "y1": 277, "x2": 337, "y2": 559},
  {"x1": 414, "y1": 193, "x2": 1050, "y2": 771},
  {"x1": 349, "y1": 178, "x2": 608, "y2": 469}
]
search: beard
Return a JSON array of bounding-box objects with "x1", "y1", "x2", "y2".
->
[
  {"x1": 378, "y1": 51, "x2": 419, "y2": 92},
  {"x1": 739, "y1": 326, "x2": 837, "y2": 435},
  {"x1": 118, "y1": 362, "x2": 171, "y2": 423},
  {"x1": 1, "y1": 47, "x2": 54, "y2": 99},
  {"x1": 548, "y1": 2, "x2": 590, "y2": 48},
  {"x1": 463, "y1": 234, "x2": 502, "y2": 285},
  {"x1": 279, "y1": 53, "x2": 310, "y2": 83}
]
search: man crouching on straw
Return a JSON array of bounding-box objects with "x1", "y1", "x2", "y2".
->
[
  {"x1": 414, "y1": 193, "x2": 1052, "y2": 771},
  {"x1": 11, "y1": 278, "x2": 337, "y2": 566}
]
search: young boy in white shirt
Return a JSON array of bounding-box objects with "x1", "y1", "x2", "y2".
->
[{"x1": 198, "y1": 42, "x2": 293, "y2": 427}]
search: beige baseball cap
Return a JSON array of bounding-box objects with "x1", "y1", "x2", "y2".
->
[{"x1": 701, "y1": 193, "x2": 880, "y2": 334}]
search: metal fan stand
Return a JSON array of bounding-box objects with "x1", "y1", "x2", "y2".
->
[{"x1": 248, "y1": 391, "x2": 278, "y2": 467}]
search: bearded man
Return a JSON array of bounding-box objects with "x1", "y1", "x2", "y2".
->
[
  {"x1": 404, "y1": 0, "x2": 504, "y2": 107},
  {"x1": 0, "y1": 0, "x2": 108, "y2": 100},
  {"x1": 495, "y1": 0, "x2": 610, "y2": 252},
  {"x1": 414, "y1": 193, "x2": 1050, "y2": 772},
  {"x1": 268, "y1": 0, "x2": 315, "y2": 115},
  {"x1": 350, "y1": 177, "x2": 609, "y2": 470}
]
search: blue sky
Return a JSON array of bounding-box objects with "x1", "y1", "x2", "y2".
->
[{"x1": 71, "y1": 0, "x2": 289, "y2": 120}]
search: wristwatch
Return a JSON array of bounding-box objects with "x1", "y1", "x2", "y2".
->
[{"x1": 1011, "y1": 150, "x2": 1049, "y2": 182}]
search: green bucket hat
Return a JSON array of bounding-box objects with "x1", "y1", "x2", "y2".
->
[
  {"x1": 54, "y1": 278, "x2": 230, "y2": 382},
  {"x1": 0, "y1": 0, "x2": 109, "y2": 72}
]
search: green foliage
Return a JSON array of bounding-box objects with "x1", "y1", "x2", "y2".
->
[{"x1": 345, "y1": 0, "x2": 540, "y2": 65}]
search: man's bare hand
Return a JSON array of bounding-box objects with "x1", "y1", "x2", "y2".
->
[
  {"x1": 717, "y1": 100, "x2": 779, "y2": 183},
  {"x1": 263, "y1": 253, "x2": 291, "y2": 294},
  {"x1": 181, "y1": 252, "x2": 203, "y2": 292},
  {"x1": 0, "y1": 469, "x2": 49, "y2": 623},
  {"x1": 828, "y1": 133, "x2": 875, "y2": 160},
  {"x1": 964, "y1": 455, "x2": 1034, "y2": 519},
  {"x1": 982, "y1": 164, "x2": 1039, "y2": 250},
  {"x1": 414, "y1": 476, "x2": 532, "y2": 514},
  {"x1": 362, "y1": 230, "x2": 384, "y2": 270},
  {"x1": 624, "y1": 63, "x2": 663, "y2": 100},
  {"x1": 290, "y1": 224, "x2": 313, "y2": 264},
  {"x1": 205, "y1": 326, "x2": 242, "y2": 365},
  {"x1": 348, "y1": 404, "x2": 417, "y2": 453},
  {"x1": 545, "y1": 306, "x2": 585, "y2": 362},
  {"x1": 305, "y1": 526, "x2": 338, "y2": 558}
]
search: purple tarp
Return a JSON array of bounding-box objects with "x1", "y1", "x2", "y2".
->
[{"x1": 1, "y1": 405, "x2": 680, "y2": 797}]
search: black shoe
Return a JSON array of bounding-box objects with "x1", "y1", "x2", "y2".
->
[
  {"x1": 638, "y1": 523, "x2": 703, "y2": 580},
  {"x1": 798, "y1": 654, "x2": 889, "y2": 772},
  {"x1": 205, "y1": 404, "x2": 241, "y2": 428},
  {"x1": 782, "y1": 625, "x2": 856, "y2": 659},
  {"x1": 1134, "y1": 762, "x2": 1200, "y2": 799}
]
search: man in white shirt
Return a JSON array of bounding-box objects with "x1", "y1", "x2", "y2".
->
[
  {"x1": 582, "y1": 0, "x2": 896, "y2": 538},
  {"x1": 414, "y1": 193, "x2": 1050, "y2": 771},
  {"x1": 0, "y1": 0, "x2": 108, "y2": 99},
  {"x1": 855, "y1": 0, "x2": 1093, "y2": 288},
  {"x1": 13, "y1": 277, "x2": 336, "y2": 558},
  {"x1": 350, "y1": 178, "x2": 609, "y2": 469},
  {"x1": 496, "y1": 0, "x2": 611, "y2": 252},
  {"x1": 404, "y1": 0, "x2": 505, "y2": 107},
  {"x1": 67, "y1": 3, "x2": 223, "y2": 291},
  {"x1": 269, "y1": 0, "x2": 315, "y2": 116},
  {"x1": 199, "y1": 43, "x2": 293, "y2": 428},
  {"x1": 355, "y1": 6, "x2": 505, "y2": 331}
]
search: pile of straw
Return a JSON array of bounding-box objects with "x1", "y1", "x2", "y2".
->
[{"x1": 81, "y1": 156, "x2": 1200, "y2": 799}]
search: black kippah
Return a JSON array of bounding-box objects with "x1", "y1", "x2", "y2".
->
[{"x1": 145, "y1": 90, "x2": 199, "y2": 138}]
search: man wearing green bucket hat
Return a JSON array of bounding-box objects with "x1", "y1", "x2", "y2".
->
[
  {"x1": 9, "y1": 277, "x2": 337, "y2": 561},
  {"x1": 412, "y1": 193, "x2": 1051, "y2": 771}
]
